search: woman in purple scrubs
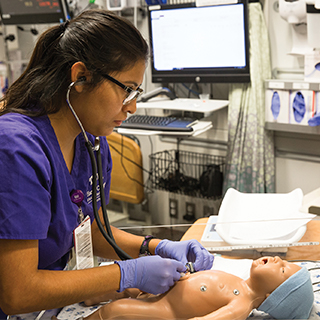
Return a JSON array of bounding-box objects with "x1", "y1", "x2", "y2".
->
[{"x1": 0, "y1": 9, "x2": 213, "y2": 319}]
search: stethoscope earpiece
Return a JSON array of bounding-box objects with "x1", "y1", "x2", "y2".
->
[{"x1": 77, "y1": 76, "x2": 87, "y2": 83}]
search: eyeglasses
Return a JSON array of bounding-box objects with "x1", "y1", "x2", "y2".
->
[{"x1": 102, "y1": 74, "x2": 143, "y2": 105}]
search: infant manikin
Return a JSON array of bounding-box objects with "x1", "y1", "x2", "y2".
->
[{"x1": 85, "y1": 256, "x2": 313, "y2": 320}]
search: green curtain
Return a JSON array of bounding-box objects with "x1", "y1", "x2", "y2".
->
[{"x1": 223, "y1": 2, "x2": 275, "y2": 194}]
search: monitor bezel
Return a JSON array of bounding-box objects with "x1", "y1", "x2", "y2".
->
[
  {"x1": 148, "y1": 1, "x2": 250, "y2": 84},
  {"x1": 0, "y1": 0, "x2": 69, "y2": 25}
]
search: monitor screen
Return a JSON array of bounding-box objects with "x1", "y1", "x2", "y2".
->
[
  {"x1": 148, "y1": 1, "x2": 250, "y2": 84},
  {"x1": 0, "y1": 0, "x2": 68, "y2": 25}
]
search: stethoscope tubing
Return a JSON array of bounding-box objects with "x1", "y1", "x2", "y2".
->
[{"x1": 66, "y1": 80, "x2": 132, "y2": 261}]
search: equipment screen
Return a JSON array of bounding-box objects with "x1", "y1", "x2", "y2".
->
[
  {"x1": 0, "y1": 0, "x2": 68, "y2": 24},
  {"x1": 148, "y1": 1, "x2": 250, "y2": 83}
]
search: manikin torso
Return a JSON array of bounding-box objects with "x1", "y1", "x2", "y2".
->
[
  {"x1": 98, "y1": 270, "x2": 253, "y2": 319},
  {"x1": 164, "y1": 270, "x2": 251, "y2": 318}
]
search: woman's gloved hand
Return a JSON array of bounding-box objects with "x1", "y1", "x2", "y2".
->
[
  {"x1": 155, "y1": 239, "x2": 214, "y2": 271},
  {"x1": 115, "y1": 255, "x2": 186, "y2": 295}
]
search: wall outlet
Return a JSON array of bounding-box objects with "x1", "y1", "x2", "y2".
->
[
  {"x1": 169, "y1": 198, "x2": 178, "y2": 218},
  {"x1": 5, "y1": 25, "x2": 19, "y2": 51},
  {"x1": 183, "y1": 202, "x2": 195, "y2": 221}
]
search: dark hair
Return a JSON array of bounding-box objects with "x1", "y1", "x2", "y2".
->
[{"x1": 0, "y1": 9, "x2": 149, "y2": 116}]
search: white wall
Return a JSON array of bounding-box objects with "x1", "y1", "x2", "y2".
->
[
  {"x1": 265, "y1": 0, "x2": 320, "y2": 195},
  {"x1": 276, "y1": 157, "x2": 320, "y2": 194},
  {"x1": 264, "y1": 0, "x2": 305, "y2": 76}
]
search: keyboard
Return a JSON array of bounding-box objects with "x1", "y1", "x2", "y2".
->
[{"x1": 119, "y1": 115, "x2": 196, "y2": 132}]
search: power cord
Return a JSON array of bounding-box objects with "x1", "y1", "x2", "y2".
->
[
  {"x1": 120, "y1": 133, "x2": 147, "y2": 188},
  {"x1": 108, "y1": 139, "x2": 154, "y2": 195}
]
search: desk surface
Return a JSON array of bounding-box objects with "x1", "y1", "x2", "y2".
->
[{"x1": 181, "y1": 217, "x2": 320, "y2": 261}]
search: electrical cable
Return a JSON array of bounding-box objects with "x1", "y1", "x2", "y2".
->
[
  {"x1": 182, "y1": 83, "x2": 200, "y2": 98},
  {"x1": 120, "y1": 133, "x2": 144, "y2": 187},
  {"x1": 109, "y1": 144, "x2": 147, "y2": 175},
  {"x1": 118, "y1": 133, "x2": 154, "y2": 195},
  {"x1": 112, "y1": 105, "x2": 155, "y2": 194},
  {"x1": 108, "y1": 142, "x2": 154, "y2": 195}
]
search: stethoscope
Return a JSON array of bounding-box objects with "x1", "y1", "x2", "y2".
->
[
  {"x1": 6, "y1": 80, "x2": 132, "y2": 320},
  {"x1": 66, "y1": 77, "x2": 132, "y2": 261}
]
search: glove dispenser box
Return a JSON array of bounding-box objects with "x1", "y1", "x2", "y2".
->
[
  {"x1": 265, "y1": 85, "x2": 290, "y2": 123},
  {"x1": 265, "y1": 80, "x2": 320, "y2": 127},
  {"x1": 289, "y1": 90, "x2": 313, "y2": 125}
]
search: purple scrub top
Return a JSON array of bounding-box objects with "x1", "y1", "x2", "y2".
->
[{"x1": 0, "y1": 113, "x2": 112, "y2": 270}]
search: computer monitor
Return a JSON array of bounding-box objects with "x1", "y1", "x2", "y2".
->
[
  {"x1": 148, "y1": 0, "x2": 250, "y2": 84},
  {"x1": 0, "y1": 0, "x2": 69, "y2": 25}
]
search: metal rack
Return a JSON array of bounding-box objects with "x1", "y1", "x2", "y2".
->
[{"x1": 149, "y1": 149, "x2": 225, "y2": 199}]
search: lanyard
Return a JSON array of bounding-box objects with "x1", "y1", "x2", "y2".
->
[{"x1": 70, "y1": 189, "x2": 85, "y2": 223}]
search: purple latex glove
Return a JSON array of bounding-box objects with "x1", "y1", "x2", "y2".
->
[
  {"x1": 115, "y1": 255, "x2": 186, "y2": 295},
  {"x1": 271, "y1": 91, "x2": 280, "y2": 120},
  {"x1": 293, "y1": 91, "x2": 306, "y2": 123},
  {"x1": 308, "y1": 112, "x2": 320, "y2": 126},
  {"x1": 155, "y1": 239, "x2": 214, "y2": 271}
]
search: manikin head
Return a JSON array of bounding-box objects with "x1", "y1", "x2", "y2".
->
[{"x1": 251, "y1": 257, "x2": 314, "y2": 319}]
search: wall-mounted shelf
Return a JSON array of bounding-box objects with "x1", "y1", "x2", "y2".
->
[
  {"x1": 265, "y1": 79, "x2": 320, "y2": 91},
  {"x1": 265, "y1": 122, "x2": 320, "y2": 135},
  {"x1": 265, "y1": 79, "x2": 320, "y2": 135},
  {"x1": 116, "y1": 98, "x2": 229, "y2": 136},
  {"x1": 137, "y1": 98, "x2": 229, "y2": 117}
]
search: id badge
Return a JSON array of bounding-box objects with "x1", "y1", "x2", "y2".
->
[{"x1": 73, "y1": 216, "x2": 94, "y2": 270}]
